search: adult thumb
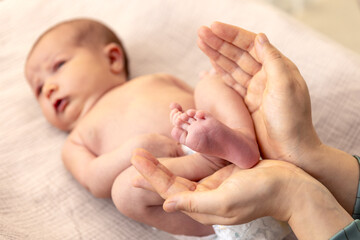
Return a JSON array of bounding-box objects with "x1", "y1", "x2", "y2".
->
[
  {"x1": 163, "y1": 190, "x2": 218, "y2": 214},
  {"x1": 255, "y1": 33, "x2": 283, "y2": 64},
  {"x1": 254, "y1": 33, "x2": 292, "y2": 92}
]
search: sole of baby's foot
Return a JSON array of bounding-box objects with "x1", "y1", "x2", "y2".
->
[{"x1": 171, "y1": 108, "x2": 260, "y2": 169}]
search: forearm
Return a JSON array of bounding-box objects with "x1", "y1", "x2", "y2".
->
[
  {"x1": 85, "y1": 133, "x2": 184, "y2": 198},
  {"x1": 298, "y1": 144, "x2": 359, "y2": 214},
  {"x1": 63, "y1": 139, "x2": 135, "y2": 198},
  {"x1": 289, "y1": 179, "x2": 354, "y2": 240}
]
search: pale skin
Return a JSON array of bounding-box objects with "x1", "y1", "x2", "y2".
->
[
  {"x1": 24, "y1": 20, "x2": 259, "y2": 236},
  {"x1": 131, "y1": 22, "x2": 359, "y2": 238},
  {"x1": 25, "y1": 23, "x2": 211, "y2": 236},
  {"x1": 170, "y1": 70, "x2": 260, "y2": 169},
  {"x1": 196, "y1": 21, "x2": 359, "y2": 215},
  {"x1": 131, "y1": 149, "x2": 354, "y2": 240}
]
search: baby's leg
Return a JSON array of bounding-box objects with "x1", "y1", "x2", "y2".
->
[
  {"x1": 171, "y1": 72, "x2": 259, "y2": 168},
  {"x1": 112, "y1": 151, "x2": 217, "y2": 236},
  {"x1": 170, "y1": 105, "x2": 258, "y2": 169}
]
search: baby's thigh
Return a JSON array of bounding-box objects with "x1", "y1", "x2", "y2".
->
[
  {"x1": 111, "y1": 164, "x2": 214, "y2": 236},
  {"x1": 132, "y1": 133, "x2": 183, "y2": 158},
  {"x1": 111, "y1": 165, "x2": 163, "y2": 219}
]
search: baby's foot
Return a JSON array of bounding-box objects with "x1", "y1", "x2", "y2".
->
[{"x1": 170, "y1": 103, "x2": 260, "y2": 168}]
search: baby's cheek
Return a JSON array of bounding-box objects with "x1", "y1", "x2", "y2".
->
[{"x1": 41, "y1": 104, "x2": 57, "y2": 125}]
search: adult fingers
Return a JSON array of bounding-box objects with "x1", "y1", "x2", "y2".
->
[
  {"x1": 210, "y1": 61, "x2": 247, "y2": 97},
  {"x1": 132, "y1": 174, "x2": 156, "y2": 192},
  {"x1": 163, "y1": 164, "x2": 237, "y2": 213},
  {"x1": 131, "y1": 148, "x2": 196, "y2": 199},
  {"x1": 198, "y1": 37, "x2": 252, "y2": 88},
  {"x1": 164, "y1": 190, "x2": 240, "y2": 225},
  {"x1": 210, "y1": 22, "x2": 258, "y2": 61},
  {"x1": 164, "y1": 189, "x2": 223, "y2": 214},
  {"x1": 254, "y1": 33, "x2": 282, "y2": 66},
  {"x1": 198, "y1": 25, "x2": 261, "y2": 76},
  {"x1": 254, "y1": 33, "x2": 298, "y2": 94}
]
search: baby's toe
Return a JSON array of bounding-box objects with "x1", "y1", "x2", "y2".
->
[
  {"x1": 185, "y1": 109, "x2": 197, "y2": 118},
  {"x1": 171, "y1": 127, "x2": 187, "y2": 144}
]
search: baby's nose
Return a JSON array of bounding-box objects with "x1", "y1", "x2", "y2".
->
[{"x1": 43, "y1": 83, "x2": 58, "y2": 98}]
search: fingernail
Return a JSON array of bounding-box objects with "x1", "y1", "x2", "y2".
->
[
  {"x1": 257, "y1": 33, "x2": 269, "y2": 44},
  {"x1": 164, "y1": 200, "x2": 177, "y2": 212}
]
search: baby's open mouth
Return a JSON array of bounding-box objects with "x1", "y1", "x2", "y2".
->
[{"x1": 53, "y1": 98, "x2": 69, "y2": 113}]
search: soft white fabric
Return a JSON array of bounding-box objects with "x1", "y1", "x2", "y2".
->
[
  {"x1": 213, "y1": 218, "x2": 290, "y2": 240},
  {"x1": 1, "y1": 0, "x2": 360, "y2": 239}
]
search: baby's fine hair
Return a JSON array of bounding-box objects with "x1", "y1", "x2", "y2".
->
[{"x1": 29, "y1": 18, "x2": 130, "y2": 79}]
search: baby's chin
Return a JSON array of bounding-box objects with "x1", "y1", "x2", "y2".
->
[
  {"x1": 53, "y1": 122, "x2": 74, "y2": 132},
  {"x1": 48, "y1": 116, "x2": 77, "y2": 132},
  {"x1": 51, "y1": 108, "x2": 82, "y2": 132},
  {"x1": 46, "y1": 101, "x2": 88, "y2": 132}
]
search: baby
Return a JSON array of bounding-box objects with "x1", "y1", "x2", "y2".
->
[{"x1": 24, "y1": 18, "x2": 259, "y2": 236}]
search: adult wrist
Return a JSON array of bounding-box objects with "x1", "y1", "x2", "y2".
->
[
  {"x1": 294, "y1": 142, "x2": 359, "y2": 214},
  {"x1": 351, "y1": 155, "x2": 360, "y2": 219},
  {"x1": 292, "y1": 133, "x2": 324, "y2": 167},
  {"x1": 289, "y1": 175, "x2": 354, "y2": 239}
]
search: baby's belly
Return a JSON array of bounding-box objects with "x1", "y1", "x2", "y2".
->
[
  {"x1": 84, "y1": 83, "x2": 195, "y2": 154},
  {"x1": 93, "y1": 114, "x2": 174, "y2": 154}
]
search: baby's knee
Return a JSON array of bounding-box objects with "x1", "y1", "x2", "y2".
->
[
  {"x1": 111, "y1": 167, "x2": 161, "y2": 220},
  {"x1": 197, "y1": 72, "x2": 224, "y2": 87},
  {"x1": 112, "y1": 168, "x2": 142, "y2": 215},
  {"x1": 195, "y1": 73, "x2": 226, "y2": 97}
]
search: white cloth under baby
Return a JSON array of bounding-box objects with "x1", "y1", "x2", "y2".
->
[
  {"x1": 173, "y1": 217, "x2": 291, "y2": 240},
  {"x1": 181, "y1": 145, "x2": 197, "y2": 155},
  {"x1": 213, "y1": 217, "x2": 291, "y2": 240}
]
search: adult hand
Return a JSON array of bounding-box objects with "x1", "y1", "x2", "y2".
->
[
  {"x1": 197, "y1": 22, "x2": 321, "y2": 165},
  {"x1": 197, "y1": 22, "x2": 359, "y2": 214},
  {"x1": 131, "y1": 148, "x2": 354, "y2": 240},
  {"x1": 132, "y1": 149, "x2": 301, "y2": 224}
]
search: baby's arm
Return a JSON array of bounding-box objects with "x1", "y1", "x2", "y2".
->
[
  {"x1": 62, "y1": 132, "x2": 183, "y2": 198},
  {"x1": 62, "y1": 132, "x2": 134, "y2": 198}
]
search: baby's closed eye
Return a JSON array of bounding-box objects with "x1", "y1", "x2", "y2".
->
[{"x1": 53, "y1": 60, "x2": 66, "y2": 72}]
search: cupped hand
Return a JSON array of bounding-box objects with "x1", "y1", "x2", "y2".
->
[
  {"x1": 131, "y1": 148, "x2": 304, "y2": 226},
  {"x1": 198, "y1": 22, "x2": 322, "y2": 164},
  {"x1": 132, "y1": 148, "x2": 355, "y2": 240}
]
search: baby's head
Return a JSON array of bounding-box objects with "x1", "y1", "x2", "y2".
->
[{"x1": 25, "y1": 18, "x2": 129, "y2": 131}]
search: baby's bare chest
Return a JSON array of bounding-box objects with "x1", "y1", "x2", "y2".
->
[{"x1": 77, "y1": 83, "x2": 194, "y2": 155}]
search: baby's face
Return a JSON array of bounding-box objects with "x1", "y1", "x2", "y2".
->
[{"x1": 25, "y1": 26, "x2": 116, "y2": 131}]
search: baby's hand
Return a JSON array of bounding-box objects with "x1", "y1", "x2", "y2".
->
[{"x1": 130, "y1": 133, "x2": 184, "y2": 158}]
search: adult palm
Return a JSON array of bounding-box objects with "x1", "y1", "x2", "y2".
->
[
  {"x1": 197, "y1": 22, "x2": 321, "y2": 164},
  {"x1": 131, "y1": 148, "x2": 300, "y2": 225}
]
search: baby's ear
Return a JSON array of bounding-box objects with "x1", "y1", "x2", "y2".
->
[{"x1": 103, "y1": 43, "x2": 124, "y2": 74}]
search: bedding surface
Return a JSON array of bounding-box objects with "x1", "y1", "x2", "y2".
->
[{"x1": 1, "y1": 0, "x2": 360, "y2": 239}]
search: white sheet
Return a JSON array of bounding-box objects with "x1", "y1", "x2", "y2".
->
[{"x1": 1, "y1": 0, "x2": 360, "y2": 239}]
